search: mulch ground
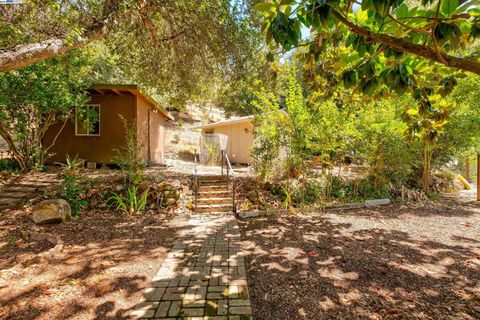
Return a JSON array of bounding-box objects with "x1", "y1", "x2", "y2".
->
[
  {"x1": 238, "y1": 198, "x2": 480, "y2": 320},
  {"x1": 0, "y1": 209, "x2": 189, "y2": 320}
]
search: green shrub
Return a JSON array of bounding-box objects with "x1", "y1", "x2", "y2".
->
[
  {"x1": 113, "y1": 116, "x2": 145, "y2": 189},
  {"x1": 110, "y1": 117, "x2": 149, "y2": 216},
  {"x1": 0, "y1": 158, "x2": 21, "y2": 172},
  {"x1": 293, "y1": 179, "x2": 323, "y2": 204},
  {"x1": 108, "y1": 186, "x2": 148, "y2": 217},
  {"x1": 60, "y1": 155, "x2": 87, "y2": 218}
]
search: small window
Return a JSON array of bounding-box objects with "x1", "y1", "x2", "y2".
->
[
  {"x1": 204, "y1": 129, "x2": 214, "y2": 134},
  {"x1": 75, "y1": 104, "x2": 101, "y2": 136}
]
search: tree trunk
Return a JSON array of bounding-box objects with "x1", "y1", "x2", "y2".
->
[
  {"x1": 421, "y1": 142, "x2": 431, "y2": 191},
  {"x1": 0, "y1": 124, "x2": 28, "y2": 171}
]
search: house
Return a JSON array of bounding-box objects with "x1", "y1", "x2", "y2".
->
[
  {"x1": 196, "y1": 115, "x2": 255, "y2": 165},
  {"x1": 44, "y1": 84, "x2": 173, "y2": 166}
]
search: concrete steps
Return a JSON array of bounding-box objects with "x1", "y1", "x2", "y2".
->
[
  {"x1": 198, "y1": 191, "x2": 231, "y2": 199},
  {"x1": 197, "y1": 197, "x2": 232, "y2": 205},
  {"x1": 194, "y1": 175, "x2": 233, "y2": 213},
  {"x1": 198, "y1": 185, "x2": 229, "y2": 192},
  {"x1": 194, "y1": 203, "x2": 233, "y2": 213}
]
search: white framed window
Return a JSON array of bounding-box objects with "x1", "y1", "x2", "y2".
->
[{"x1": 75, "y1": 104, "x2": 101, "y2": 136}]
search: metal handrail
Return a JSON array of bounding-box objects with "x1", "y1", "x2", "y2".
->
[
  {"x1": 222, "y1": 151, "x2": 237, "y2": 215},
  {"x1": 193, "y1": 153, "x2": 199, "y2": 210}
]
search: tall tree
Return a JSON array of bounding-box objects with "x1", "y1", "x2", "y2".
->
[
  {"x1": 0, "y1": 51, "x2": 92, "y2": 170},
  {"x1": 0, "y1": 0, "x2": 259, "y2": 81}
]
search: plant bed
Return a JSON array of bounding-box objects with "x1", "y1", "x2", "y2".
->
[
  {"x1": 0, "y1": 208, "x2": 189, "y2": 320},
  {"x1": 238, "y1": 199, "x2": 480, "y2": 320}
]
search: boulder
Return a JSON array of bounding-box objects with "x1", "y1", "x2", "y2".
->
[
  {"x1": 247, "y1": 190, "x2": 258, "y2": 202},
  {"x1": 162, "y1": 198, "x2": 177, "y2": 206},
  {"x1": 32, "y1": 199, "x2": 71, "y2": 224}
]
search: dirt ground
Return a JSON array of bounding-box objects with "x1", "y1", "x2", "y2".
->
[
  {"x1": 238, "y1": 198, "x2": 480, "y2": 320},
  {"x1": 0, "y1": 209, "x2": 189, "y2": 320}
]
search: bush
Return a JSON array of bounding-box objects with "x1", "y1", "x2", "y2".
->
[
  {"x1": 0, "y1": 158, "x2": 21, "y2": 172},
  {"x1": 108, "y1": 185, "x2": 148, "y2": 217},
  {"x1": 59, "y1": 155, "x2": 87, "y2": 218},
  {"x1": 109, "y1": 117, "x2": 149, "y2": 216},
  {"x1": 292, "y1": 179, "x2": 323, "y2": 204}
]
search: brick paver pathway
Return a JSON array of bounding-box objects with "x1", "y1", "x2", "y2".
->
[{"x1": 130, "y1": 214, "x2": 252, "y2": 320}]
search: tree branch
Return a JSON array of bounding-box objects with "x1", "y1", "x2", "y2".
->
[
  {"x1": 0, "y1": 1, "x2": 121, "y2": 73},
  {"x1": 331, "y1": 10, "x2": 480, "y2": 75}
]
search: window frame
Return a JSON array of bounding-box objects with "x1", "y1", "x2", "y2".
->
[{"x1": 75, "y1": 104, "x2": 101, "y2": 137}]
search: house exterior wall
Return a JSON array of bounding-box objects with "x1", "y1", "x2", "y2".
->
[
  {"x1": 136, "y1": 95, "x2": 149, "y2": 162},
  {"x1": 149, "y1": 108, "x2": 166, "y2": 164},
  {"x1": 202, "y1": 120, "x2": 254, "y2": 164},
  {"x1": 136, "y1": 95, "x2": 166, "y2": 164},
  {"x1": 44, "y1": 93, "x2": 135, "y2": 164}
]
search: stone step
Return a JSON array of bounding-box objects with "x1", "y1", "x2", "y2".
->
[
  {"x1": 13, "y1": 183, "x2": 50, "y2": 188},
  {"x1": 0, "y1": 198, "x2": 21, "y2": 207},
  {"x1": 198, "y1": 185, "x2": 229, "y2": 192},
  {"x1": 198, "y1": 180, "x2": 228, "y2": 186},
  {"x1": 194, "y1": 204, "x2": 233, "y2": 213},
  {"x1": 197, "y1": 191, "x2": 231, "y2": 198},
  {"x1": 197, "y1": 197, "x2": 232, "y2": 205},
  {"x1": 197, "y1": 175, "x2": 227, "y2": 182},
  {"x1": 1, "y1": 192, "x2": 31, "y2": 198},
  {"x1": 3, "y1": 186, "x2": 38, "y2": 192}
]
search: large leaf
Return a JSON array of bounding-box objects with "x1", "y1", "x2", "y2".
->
[
  {"x1": 253, "y1": 2, "x2": 276, "y2": 13},
  {"x1": 396, "y1": 3, "x2": 409, "y2": 19},
  {"x1": 441, "y1": 0, "x2": 458, "y2": 16}
]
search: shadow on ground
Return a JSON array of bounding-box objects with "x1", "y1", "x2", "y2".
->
[
  {"x1": 238, "y1": 201, "x2": 480, "y2": 320},
  {"x1": 0, "y1": 209, "x2": 192, "y2": 320}
]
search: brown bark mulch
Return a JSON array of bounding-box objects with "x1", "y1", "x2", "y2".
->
[
  {"x1": 0, "y1": 209, "x2": 190, "y2": 320},
  {"x1": 238, "y1": 199, "x2": 480, "y2": 320}
]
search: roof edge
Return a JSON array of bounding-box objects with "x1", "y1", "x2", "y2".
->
[
  {"x1": 91, "y1": 84, "x2": 174, "y2": 121},
  {"x1": 193, "y1": 115, "x2": 255, "y2": 129}
]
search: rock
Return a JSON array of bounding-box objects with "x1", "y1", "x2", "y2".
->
[
  {"x1": 32, "y1": 199, "x2": 71, "y2": 224},
  {"x1": 164, "y1": 190, "x2": 178, "y2": 198},
  {"x1": 364, "y1": 198, "x2": 390, "y2": 207},
  {"x1": 162, "y1": 198, "x2": 177, "y2": 206},
  {"x1": 29, "y1": 231, "x2": 49, "y2": 241},
  {"x1": 138, "y1": 181, "x2": 151, "y2": 191},
  {"x1": 246, "y1": 190, "x2": 258, "y2": 202}
]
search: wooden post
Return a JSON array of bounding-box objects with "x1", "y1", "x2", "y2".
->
[
  {"x1": 466, "y1": 157, "x2": 470, "y2": 182},
  {"x1": 477, "y1": 155, "x2": 480, "y2": 201}
]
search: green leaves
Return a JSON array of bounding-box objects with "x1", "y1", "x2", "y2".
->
[
  {"x1": 361, "y1": 0, "x2": 405, "y2": 17},
  {"x1": 253, "y1": 2, "x2": 276, "y2": 14},
  {"x1": 396, "y1": 3, "x2": 409, "y2": 19},
  {"x1": 441, "y1": 0, "x2": 458, "y2": 16},
  {"x1": 342, "y1": 70, "x2": 357, "y2": 88},
  {"x1": 434, "y1": 22, "x2": 462, "y2": 49},
  {"x1": 269, "y1": 11, "x2": 301, "y2": 49},
  {"x1": 469, "y1": 24, "x2": 480, "y2": 41},
  {"x1": 346, "y1": 34, "x2": 375, "y2": 57}
]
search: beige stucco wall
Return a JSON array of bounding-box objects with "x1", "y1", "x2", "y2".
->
[
  {"x1": 137, "y1": 95, "x2": 167, "y2": 165},
  {"x1": 136, "y1": 95, "x2": 149, "y2": 162},
  {"x1": 150, "y1": 111, "x2": 166, "y2": 164},
  {"x1": 202, "y1": 120, "x2": 254, "y2": 164}
]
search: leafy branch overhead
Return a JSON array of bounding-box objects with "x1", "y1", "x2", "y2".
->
[{"x1": 254, "y1": 0, "x2": 480, "y2": 97}]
